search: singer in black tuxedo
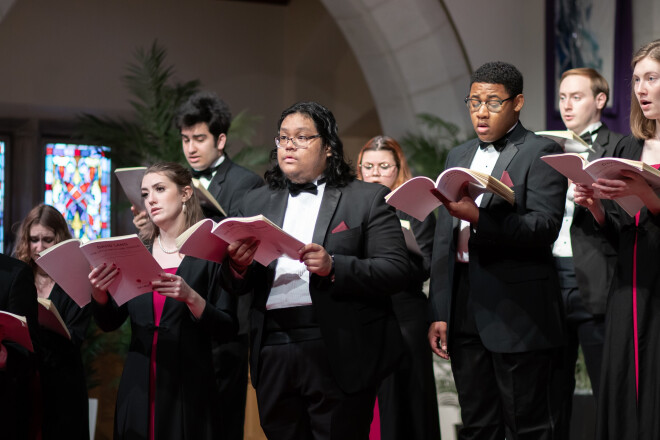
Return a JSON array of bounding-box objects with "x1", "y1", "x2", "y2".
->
[
  {"x1": 428, "y1": 62, "x2": 567, "y2": 439},
  {"x1": 175, "y1": 91, "x2": 263, "y2": 440},
  {"x1": 194, "y1": 152, "x2": 264, "y2": 219},
  {"x1": 222, "y1": 102, "x2": 408, "y2": 440},
  {"x1": 570, "y1": 124, "x2": 623, "y2": 314},
  {"x1": 551, "y1": 66, "x2": 626, "y2": 439},
  {"x1": 0, "y1": 255, "x2": 39, "y2": 440}
]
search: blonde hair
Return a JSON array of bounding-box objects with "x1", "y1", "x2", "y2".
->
[
  {"x1": 560, "y1": 67, "x2": 610, "y2": 106},
  {"x1": 630, "y1": 39, "x2": 660, "y2": 140},
  {"x1": 139, "y1": 162, "x2": 204, "y2": 245},
  {"x1": 357, "y1": 136, "x2": 412, "y2": 190}
]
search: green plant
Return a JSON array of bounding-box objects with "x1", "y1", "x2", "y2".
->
[
  {"x1": 75, "y1": 41, "x2": 270, "y2": 390},
  {"x1": 400, "y1": 113, "x2": 474, "y2": 178},
  {"x1": 76, "y1": 41, "x2": 200, "y2": 167},
  {"x1": 575, "y1": 346, "x2": 593, "y2": 393},
  {"x1": 227, "y1": 110, "x2": 271, "y2": 173},
  {"x1": 82, "y1": 320, "x2": 131, "y2": 389}
]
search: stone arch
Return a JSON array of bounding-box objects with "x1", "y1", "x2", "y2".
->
[{"x1": 320, "y1": 0, "x2": 473, "y2": 138}]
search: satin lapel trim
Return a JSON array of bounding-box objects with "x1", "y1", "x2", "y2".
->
[
  {"x1": 207, "y1": 159, "x2": 231, "y2": 200},
  {"x1": 481, "y1": 138, "x2": 519, "y2": 208},
  {"x1": 264, "y1": 190, "x2": 289, "y2": 272},
  {"x1": 313, "y1": 186, "x2": 341, "y2": 245},
  {"x1": 589, "y1": 130, "x2": 609, "y2": 161},
  {"x1": 457, "y1": 141, "x2": 479, "y2": 168},
  {"x1": 452, "y1": 142, "x2": 479, "y2": 229}
]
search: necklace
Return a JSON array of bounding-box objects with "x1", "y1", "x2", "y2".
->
[{"x1": 158, "y1": 235, "x2": 178, "y2": 254}]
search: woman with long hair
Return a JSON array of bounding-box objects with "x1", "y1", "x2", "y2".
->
[
  {"x1": 574, "y1": 39, "x2": 660, "y2": 438},
  {"x1": 357, "y1": 136, "x2": 440, "y2": 440},
  {"x1": 89, "y1": 162, "x2": 237, "y2": 440},
  {"x1": 14, "y1": 203, "x2": 91, "y2": 439}
]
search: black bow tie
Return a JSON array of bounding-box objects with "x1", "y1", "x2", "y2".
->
[
  {"x1": 479, "y1": 136, "x2": 508, "y2": 152},
  {"x1": 191, "y1": 163, "x2": 222, "y2": 179},
  {"x1": 287, "y1": 178, "x2": 325, "y2": 196},
  {"x1": 579, "y1": 129, "x2": 599, "y2": 146}
]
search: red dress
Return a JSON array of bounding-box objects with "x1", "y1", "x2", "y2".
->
[{"x1": 149, "y1": 267, "x2": 176, "y2": 440}]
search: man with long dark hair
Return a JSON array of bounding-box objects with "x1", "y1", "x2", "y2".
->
[{"x1": 222, "y1": 101, "x2": 409, "y2": 439}]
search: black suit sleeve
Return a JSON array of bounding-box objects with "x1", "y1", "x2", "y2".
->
[
  {"x1": 320, "y1": 186, "x2": 410, "y2": 298},
  {"x1": 224, "y1": 172, "x2": 265, "y2": 218},
  {"x1": 474, "y1": 141, "x2": 567, "y2": 248},
  {"x1": 91, "y1": 294, "x2": 129, "y2": 332},
  {"x1": 192, "y1": 260, "x2": 238, "y2": 343},
  {"x1": 50, "y1": 285, "x2": 91, "y2": 347},
  {"x1": 399, "y1": 210, "x2": 435, "y2": 287}
]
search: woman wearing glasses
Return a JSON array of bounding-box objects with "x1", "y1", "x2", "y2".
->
[{"x1": 357, "y1": 136, "x2": 440, "y2": 440}]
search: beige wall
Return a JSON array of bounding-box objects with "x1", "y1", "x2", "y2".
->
[{"x1": 0, "y1": 0, "x2": 379, "y2": 229}]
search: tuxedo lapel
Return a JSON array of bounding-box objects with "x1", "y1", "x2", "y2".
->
[
  {"x1": 456, "y1": 141, "x2": 479, "y2": 168},
  {"x1": 588, "y1": 127, "x2": 611, "y2": 161},
  {"x1": 207, "y1": 157, "x2": 231, "y2": 201},
  {"x1": 262, "y1": 190, "x2": 289, "y2": 273},
  {"x1": 481, "y1": 124, "x2": 522, "y2": 207},
  {"x1": 313, "y1": 186, "x2": 341, "y2": 245}
]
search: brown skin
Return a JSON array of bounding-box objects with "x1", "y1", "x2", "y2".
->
[
  {"x1": 226, "y1": 112, "x2": 333, "y2": 277},
  {"x1": 428, "y1": 82, "x2": 524, "y2": 360}
]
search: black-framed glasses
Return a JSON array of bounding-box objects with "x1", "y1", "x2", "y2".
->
[
  {"x1": 360, "y1": 162, "x2": 397, "y2": 175},
  {"x1": 464, "y1": 96, "x2": 514, "y2": 113},
  {"x1": 275, "y1": 135, "x2": 322, "y2": 149}
]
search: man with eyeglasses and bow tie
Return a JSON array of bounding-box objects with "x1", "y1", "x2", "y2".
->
[
  {"x1": 428, "y1": 61, "x2": 567, "y2": 439},
  {"x1": 220, "y1": 101, "x2": 408, "y2": 439},
  {"x1": 174, "y1": 91, "x2": 263, "y2": 440},
  {"x1": 552, "y1": 68, "x2": 624, "y2": 439}
]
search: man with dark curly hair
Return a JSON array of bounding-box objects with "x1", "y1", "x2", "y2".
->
[
  {"x1": 428, "y1": 62, "x2": 567, "y2": 439},
  {"x1": 174, "y1": 91, "x2": 263, "y2": 440},
  {"x1": 221, "y1": 101, "x2": 409, "y2": 439}
]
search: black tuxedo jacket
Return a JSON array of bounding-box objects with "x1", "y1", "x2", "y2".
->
[
  {"x1": 203, "y1": 155, "x2": 264, "y2": 219},
  {"x1": 430, "y1": 122, "x2": 567, "y2": 353},
  {"x1": 224, "y1": 179, "x2": 409, "y2": 394},
  {"x1": 570, "y1": 124, "x2": 624, "y2": 315},
  {"x1": 0, "y1": 255, "x2": 39, "y2": 440}
]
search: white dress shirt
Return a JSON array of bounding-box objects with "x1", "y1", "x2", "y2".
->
[
  {"x1": 551, "y1": 121, "x2": 601, "y2": 257},
  {"x1": 456, "y1": 123, "x2": 518, "y2": 263},
  {"x1": 197, "y1": 155, "x2": 226, "y2": 189},
  {"x1": 266, "y1": 178, "x2": 326, "y2": 310}
]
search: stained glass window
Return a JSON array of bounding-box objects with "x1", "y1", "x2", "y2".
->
[
  {"x1": 0, "y1": 141, "x2": 5, "y2": 252},
  {"x1": 44, "y1": 143, "x2": 111, "y2": 241}
]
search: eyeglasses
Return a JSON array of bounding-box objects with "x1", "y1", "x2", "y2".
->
[
  {"x1": 464, "y1": 96, "x2": 514, "y2": 113},
  {"x1": 360, "y1": 162, "x2": 397, "y2": 175},
  {"x1": 275, "y1": 135, "x2": 322, "y2": 149}
]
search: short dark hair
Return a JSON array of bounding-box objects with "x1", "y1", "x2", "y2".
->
[
  {"x1": 174, "y1": 91, "x2": 232, "y2": 142},
  {"x1": 470, "y1": 61, "x2": 523, "y2": 97},
  {"x1": 264, "y1": 101, "x2": 355, "y2": 188}
]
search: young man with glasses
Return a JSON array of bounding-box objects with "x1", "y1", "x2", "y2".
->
[
  {"x1": 428, "y1": 61, "x2": 567, "y2": 439},
  {"x1": 221, "y1": 101, "x2": 409, "y2": 439},
  {"x1": 552, "y1": 68, "x2": 623, "y2": 438}
]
